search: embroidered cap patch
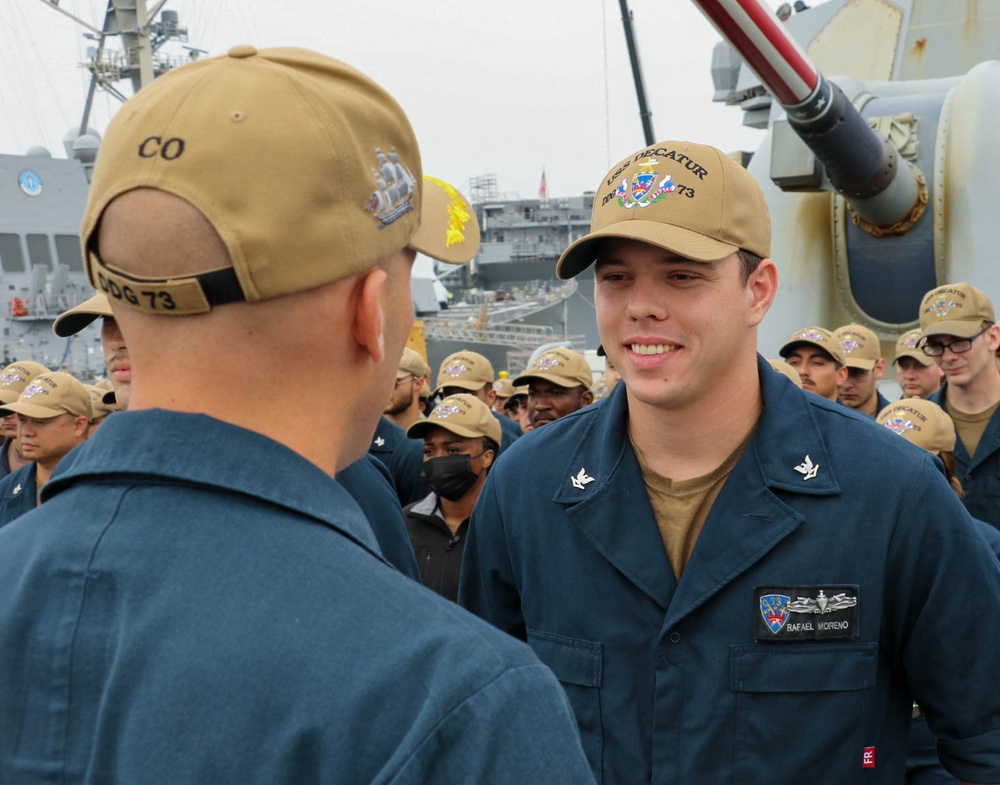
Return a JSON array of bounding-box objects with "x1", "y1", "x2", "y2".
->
[{"x1": 755, "y1": 585, "x2": 859, "y2": 642}]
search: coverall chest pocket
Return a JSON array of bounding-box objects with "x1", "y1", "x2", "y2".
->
[
  {"x1": 730, "y1": 642, "x2": 877, "y2": 784},
  {"x1": 527, "y1": 629, "x2": 604, "y2": 783}
]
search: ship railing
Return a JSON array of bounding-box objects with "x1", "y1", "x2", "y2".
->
[
  {"x1": 8, "y1": 292, "x2": 97, "y2": 322},
  {"x1": 425, "y1": 321, "x2": 576, "y2": 350}
]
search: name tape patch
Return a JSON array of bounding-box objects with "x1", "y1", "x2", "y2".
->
[{"x1": 755, "y1": 585, "x2": 859, "y2": 642}]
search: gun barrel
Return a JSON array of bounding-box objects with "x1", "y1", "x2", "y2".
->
[{"x1": 691, "y1": 0, "x2": 922, "y2": 229}]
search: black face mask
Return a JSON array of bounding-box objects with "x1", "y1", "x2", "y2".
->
[{"x1": 421, "y1": 454, "x2": 481, "y2": 501}]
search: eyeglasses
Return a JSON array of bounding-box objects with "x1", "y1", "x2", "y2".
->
[
  {"x1": 394, "y1": 375, "x2": 418, "y2": 387},
  {"x1": 920, "y1": 325, "x2": 991, "y2": 357}
]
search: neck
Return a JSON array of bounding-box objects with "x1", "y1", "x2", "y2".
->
[
  {"x1": 7, "y1": 439, "x2": 29, "y2": 472},
  {"x1": 946, "y1": 369, "x2": 1000, "y2": 414},
  {"x1": 35, "y1": 460, "x2": 57, "y2": 488},
  {"x1": 627, "y1": 360, "x2": 762, "y2": 481},
  {"x1": 385, "y1": 401, "x2": 421, "y2": 430},
  {"x1": 438, "y1": 493, "x2": 475, "y2": 535}
]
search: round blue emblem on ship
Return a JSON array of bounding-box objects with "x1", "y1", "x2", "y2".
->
[{"x1": 18, "y1": 170, "x2": 43, "y2": 197}]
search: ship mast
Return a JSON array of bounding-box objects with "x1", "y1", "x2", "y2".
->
[{"x1": 34, "y1": 0, "x2": 198, "y2": 137}]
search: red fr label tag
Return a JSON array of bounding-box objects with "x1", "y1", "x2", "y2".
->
[{"x1": 862, "y1": 746, "x2": 876, "y2": 768}]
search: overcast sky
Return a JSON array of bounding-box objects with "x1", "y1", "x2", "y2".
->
[{"x1": 1, "y1": 0, "x2": 777, "y2": 199}]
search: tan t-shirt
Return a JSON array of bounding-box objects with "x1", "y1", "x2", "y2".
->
[
  {"x1": 948, "y1": 400, "x2": 1000, "y2": 460},
  {"x1": 634, "y1": 425, "x2": 757, "y2": 580}
]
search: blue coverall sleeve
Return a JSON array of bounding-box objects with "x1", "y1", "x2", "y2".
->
[
  {"x1": 382, "y1": 662, "x2": 596, "y2": 785},
  {"x1": 887, "y1": 456, "x2": 1000, "y2": 782},
  {"x1": 458, "y1": 468, "x2": 527, "y2": 641}
]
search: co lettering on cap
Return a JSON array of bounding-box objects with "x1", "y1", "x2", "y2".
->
[{"x1": 138, "y1": 136, "x2": 185, "y2": 161}]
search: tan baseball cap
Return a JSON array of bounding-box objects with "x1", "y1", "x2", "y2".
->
[
  {"x1": 397, "y1": 347, "x2": 431, "y2": 380},
  {"x1": 53, "y1": 292, "x2": 114, "y2": 337},
  {"x1": 0, "y1": 372, "x2": 93, "y2": 420},
  {"x1": 0, "y1": 361, "x2": 51, "y2": 405},
  {"x1": 418, "y1": 378, "x2": 431, "y2": 400},
  {"x1": 407, "y1": 393, "x2": 502, "y2": 444},
  {"x1": 86, "y1": 384, "x2": 120, "y2": 418},
  {"x1": 556, "y1": 141, "x2": 770, "y2": 279},
  {"x1": 82, "y1": 46, "x2": 479, "y2": 316},
  {"x1": 893, "y1": 328, "x2": 935, "y2": 367},
  {"x1": 876, "y1": 399, "x2": 956, "y2": 454},
  {"x1": 919, "y1": 283, "x2": 995, "y2": 340},
  {"x1": 514, "y1": 348, "x2": 593, "y2": 388},
  {"x1": 834, "y1": 323, "x2": 882, "y2": 371},
  {"x1": 493, "y1": 377, "x2": 515, "y2": 398},
  {"x1": 434, "y1": 351, "x2": 494, "y2": 395},
  {"x1": 779, "y1": 327, "x2": 846, "y2": 366},
  {"x1": 766, "y1": 358, "x2": 803, "y2": 388}
]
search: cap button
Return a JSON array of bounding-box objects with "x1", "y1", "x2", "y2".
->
[{"x1": 228, "y1": 45, "x2": 258, "y2": 59}]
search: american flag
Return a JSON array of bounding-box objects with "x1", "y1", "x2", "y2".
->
[{"x1": 538, "y1": 167, "x2": 547, "y2": 200}]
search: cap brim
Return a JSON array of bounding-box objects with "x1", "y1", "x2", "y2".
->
[
  {"x1": 0, "y1": 401, "x2": 67, "y2": 419},
  {"x1": 53, "y1": 293, "x2": 114, "y2": 337},
  {"x1": 513, "y1": 372, "x2": 586, "y2": 388},
  {"x1": 893, "y1": 350, "x2": 934, "y2": 367},
  {"x1": 409, "y1": 177, "x2": 480, "y2": 265},
  {"x1": 555, "y1": 220, "x2": 738, "y2": 279},
  {"x1": 433, "y1": 379, "x2": 486, "y2": 396},
  {"x1": 407, "y1": 419, "x2": 487, "y2": 441},
  {"x1": 779, "y1": 339, "x2": 843, "y2": 365},
  {"x1": 842, "y1": 357, "x2": 877, "y2": 371},
  {"x1": 920, "y1": 320, "x2": 986, "y2": 339}
]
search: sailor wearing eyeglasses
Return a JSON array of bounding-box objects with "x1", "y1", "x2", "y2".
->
[{"x1": 918, "y1": 282, "x2": 1000, "y2": 529}]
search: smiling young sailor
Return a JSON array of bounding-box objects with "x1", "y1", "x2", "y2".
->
[{"x1": 459, "y1": 140, "x2": 1000, "y2": 785}]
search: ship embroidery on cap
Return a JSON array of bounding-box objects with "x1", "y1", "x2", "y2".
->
[
  {"x1": 367, "y1": 147, "x2": 416, "y2": 227},
  {"x1": 536, "y1": 357, "x2": 562, "y2": 370},
  {"x1": 615, "y1": 159, "x2": 676, "y2": 209},
  {"x1": 901, "y1": 334, "x2": 919, "y2": 348},
  {"x1": 21, "y1": 383, "x2": 48, "y2": 399},
  {"x1": 444, "y1": 363, "x2": 469, "y2": 377},
  {"x1": 841, "y1": 337, "x2": 860, "y2": 354}
]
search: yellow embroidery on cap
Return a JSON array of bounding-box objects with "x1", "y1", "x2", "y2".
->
[{"x1": 426, "y1": 176, "x2": 469, "y2": 247}]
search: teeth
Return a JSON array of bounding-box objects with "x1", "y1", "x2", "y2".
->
[{"x1": 630, "y1": 344, "x2": 676, "y2": 355}]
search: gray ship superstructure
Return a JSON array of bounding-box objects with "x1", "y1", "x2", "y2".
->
[{"x1": 422, "y1": 179, "x2": 599, "y2": 374}]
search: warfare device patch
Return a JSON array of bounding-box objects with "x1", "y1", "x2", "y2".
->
[{"x1": 755, "y1": 586, "x2": 859, "y2": 642}]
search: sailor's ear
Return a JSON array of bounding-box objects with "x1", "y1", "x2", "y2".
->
[{"x1": 351, "y1": 266, "x2": 388, "y2": 365}]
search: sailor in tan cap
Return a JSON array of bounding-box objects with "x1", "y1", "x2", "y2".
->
[
  {"x1": 434, "y1": 349, "x2": 521, "y2": 451},
  {"x1": 893, "y1": 328, "x2": 943, "y2": 399},
  {"x1": 461, "y1": 139, "x2": 1000, "y2": 784},
  {"x1": 404, "y1": 393, "x2": 501, "y2": 602},
  {"x1": 0, "y1": 360, "x2": 51, "y2": 478},
  {"x1": 0, "y1": 372, "x2": 92, "y2": 525},
  {"x1": 833, "y1": 323, "x2": 889, "y2": 417},
  {"x1": 383, "y1": 346, "x2": 431, "y2": 431},
  {"x1": 0, "y1": 45, "x2": 590, "y2": 784},
  {"x1": 917, "y1": 282, "x2": 1000, "y2": 529},
  {"x1": 778, "y1": 326, "x2": 847, "y2": 401},
  {"x1": 513, "y1": 346, "x2": 594, "y2": 428}
]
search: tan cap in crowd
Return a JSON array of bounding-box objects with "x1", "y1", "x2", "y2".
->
[
  {"x1": 53, "y1": 292, "x2": 114, "y2": 338},
  {"x1": 779, "y1": 327, "x2": 846, "y2": 366},
  {"x1": 0, "y1": 372, "x2": 93, "y2": 420},
  {"x1": 435, "y1": 351, "x2": 494, "y2": 395},
  {"x1": 397, "y1": 347, "x2": 431, "y2": 381},
  {"x1": 766, "y1": 358, "x2": 803, "y2": 388},
  {"x1": 87, "y1": 384, "x2": 120, "y2": 418},
  {"x1": 591, "y1": 375, "x2": 612, "y2": 400},
  {"x1": 514, "y1": 348, "x2": 593, "y2": 389},
  {"x1": 833, "y1": 323, "x2": 882, "y2": 371},
  {"x1": 918, "y1": 283, "x2": 995, "y2": 340},
  {"x1": 407, "y1": 393, "x2": 502, "y2": 445},
  {"x1": 876, "y1": 399, "x2": 956, "y2": 454},
  {"x1": 556, "y1": 141, "x2": 770, "y2": 279},
  {"x1": 893, "y1": 328, "x2": 935, "y2": 367},
  {"x1": 493, "y1": 377, "x2": 516, "y2": 399},
  {"x1": 82, "y1": 46, "x2": 479, "y2": 316},
  {"x1": 0, "y1": 361, "x2": 51, "y2": 405}
]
